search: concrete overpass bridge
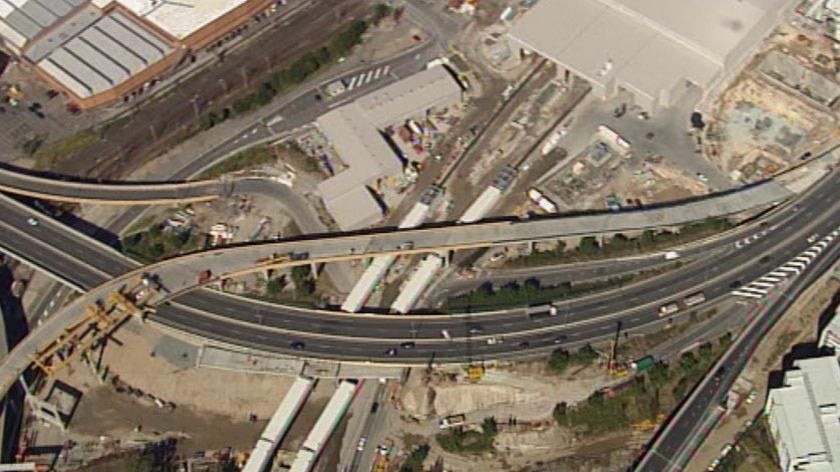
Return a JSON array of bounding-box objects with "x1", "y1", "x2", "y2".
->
[{"x1": 0, "y1": 177, "x2": 804, "y2": 397}]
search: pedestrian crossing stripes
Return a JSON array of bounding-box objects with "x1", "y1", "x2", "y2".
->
[
  {"x1": 731, "y1": 226, "x2": 839, "y2": 300},
  {"x1": 340, "y1": 65, "x2": 392, "y2": 92}
]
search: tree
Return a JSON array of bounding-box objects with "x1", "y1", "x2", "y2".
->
[
  {"x1": 553, "y1": 402, "x2": 568, "y2": 425},
  {"x1": 481, "y1": 416, "x2": 498, "y2": 436},
  {"x1": 291, "y1": 265, "x2": 315, "y2": 294},
  {"x1": 578, "y1": 236, "x2": 600, "y2": 254},
  {"x1": 646, "y1": 362, "x2": 669, "y2": 388}
]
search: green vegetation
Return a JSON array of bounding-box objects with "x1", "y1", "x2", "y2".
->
[
  {"x1": 443, "y1": 263, "x2": 681, "y2": 312},
  {"x1": 436, "y1": 417, "x2": 498, "y2": 454},
  {"x1": 197, "y1": 144, "x2": 276, "y2": 179},
  {"x1": 716, "y1": 417, "x2": 779, "y2": 472},
  {"x1": 548, "y1": 344, "x2": 600, "y2": 373},
  {"x1": 372, "y1": 3, "x2": 393, "y2": 24},
  {"x1": 28, "y1": 130, "x2": 100, "y2": 169},
  {"x1": 121, "y1": 224, "x2": 201, "y2": 263},
  {"x1": 264, "y1": 265, "x2": 318, "y2": 305},
  {"x1": 200, "y1": 20, "x2": 368, "y2": 130},
  {"x1": 553, "y1": 335, "x2": 729, "y2": 436},
  {"x1": 506, "y1": 219, "x2": 733, "y2": 268},
  {"x1": 399, "y1": 444, "x2": 430, "y2": 472}
]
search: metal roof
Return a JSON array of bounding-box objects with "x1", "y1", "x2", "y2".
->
[
  {"x1": 0, "y1": 0, "x2": 83, "y2": 48},
  {"x1": 509, "y1": 0, "x2": 794, "y2": 105},
  {"x1": 34, "y1": 9, "x2": 173, "y2": 98},
  {"x1": 322, "y1": 184, "x2": 383, "y2": 231},
  {"x1": 768, "y1": 356, "x2": 840, "y2": 471},
  {"x1": 316, "y1": 66, "x2": 462, "y2": 231},
  {"x1": 357, "y1": 65, "x2": 463, "y2": 126}
]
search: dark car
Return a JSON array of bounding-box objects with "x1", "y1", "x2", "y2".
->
[
  {"x1": 291, "y1": 341, "x2": 305, "y2": 350},
  {"x1": 553, "y1": 334, "x2": 569, "y2": 344},
  {"x1": 400, "y1": 341, "x2": 416, "y2": 349},
  {"x1": 729, "y1": 280, "x2": 742, "y2": 289},
  {"x1": 518, "y1": 341, "x2": 531, "y2": 349}
]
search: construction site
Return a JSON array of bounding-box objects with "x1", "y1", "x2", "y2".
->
[{"x1": 703, "y1": 11, "x2": 840, "y2": 183}]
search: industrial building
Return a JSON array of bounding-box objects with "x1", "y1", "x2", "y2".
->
[
  {"x1": 508, "y1": 0, "x2": 796, "y2": 113},
  {"x1": 316, "y1": 65, "x2": 462, "y2": 230},
  {"x1": 766, "y1": 356, "x2": 840, "y2": 472},
  {"x1": 0, "y1": 0, "x2": 274, "y2": 108}
]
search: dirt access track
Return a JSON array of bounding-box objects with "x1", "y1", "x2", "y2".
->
[{"x1": 51, "y1": 0, "x2": 371, "y2": 180}]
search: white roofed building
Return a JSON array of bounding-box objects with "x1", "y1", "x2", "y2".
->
[
  {"x1": 766, "y1": 356, "x2": 840, "y2": 472},
  {"x1": 0, "y1": 0, "x2": 274, "y2": 108},
  {"x1": 316, "y1": 66, "x2": 462, "y2": 231},
  {"x1": 508, "y1": 0, "x2": 797, "y2": 113}
]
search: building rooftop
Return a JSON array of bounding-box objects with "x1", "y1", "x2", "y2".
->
[
  {"x1": 33, "y1": 8, "x2": 174, "y2": 99},
  {"x1": 316, "y1": 66, "x2": 462, "y2": 231},
  {"x1": 0, "y1": 0, "x2": 85, "y2": 50},
  {"x1": 509, "y1": 0, "x2": 793, "y2": 105},
  {"x1": 111, "y1": 0, "x2": 249, "y2": 40},
  {"x1": 767, "y1": 356, "x2": 840, "y2": 472}
]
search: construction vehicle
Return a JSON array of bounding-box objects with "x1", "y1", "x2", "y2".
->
[{"x1": 30, "y1": 275, "x2": 161, "y2": 377}]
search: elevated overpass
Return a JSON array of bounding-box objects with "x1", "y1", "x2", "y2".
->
[
  {"x1": 0, "y1": 177, "x2": 806, "y2": 397},
  {"x1": 0, "y1": 166, "x2": 232, "y2": 204}
]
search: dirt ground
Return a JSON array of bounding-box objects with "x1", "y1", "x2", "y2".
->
[
  {"x1": 35, "y1": 321, "x2": 344, "y2": 462},
  {"x1": 54, "y1": 320, "x2": 297, "y2": 419}
]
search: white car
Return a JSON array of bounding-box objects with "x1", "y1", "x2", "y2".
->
[
  {"x1": 357, "y1": 437, "x2": 367, "y2": 452},
  {"x1": 26, "y1": 217, "x2": 39, "y2": 226}
]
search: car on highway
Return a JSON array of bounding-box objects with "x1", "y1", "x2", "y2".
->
[
  {"x1": 26, "y1": 217, "x2": 38, "y2": 226},
  {"x1": 489, "y1": 251, "x2": 506, "y2": 262},
  {"x1": 486, "y1": 336, "x2": 502, "y2": 345},
  {"x1": 357, "y1": 437, "x2": 367, "y2": 451},
  {"x1": 468, "y1": 325, "x2": 484, "y2": 335},
  {"x1": 440, "y1": 329, "x2": 451, "y2": 340},
  {"x1": 518, "y1": 341, "x2": 530, "y2": 348},
  {"x1": 291, "y1": 341, "x2": 305, "y2": 350},
  {"x1": 400, "y1": 341, "x2": 416, "y2": 349},
  {"x1": 553, "y1": 334, "x2": 569, "y2": 344},
  {"x1": 386, "y1": 348, "x2": 398, "y2": 357}
]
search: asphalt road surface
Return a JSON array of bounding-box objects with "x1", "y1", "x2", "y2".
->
[
  {"x1": 634, "y1": 229, "x2": 840, "y2": 471},
  {"x1": 0, "y1": 172, "x2": 831, "y2": 369}
]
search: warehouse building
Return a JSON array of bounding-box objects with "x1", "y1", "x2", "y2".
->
[
  {"x1": 0, "y1": 0, "x2": 274, "y2": 108},
  {"x1": 508, "y1": 0, "x2": 796, "y2": 113},
  {"x1": 766, "y1": 356, "x2": 840, "y2": 472},
  {"x1": 316, "y1": 65, "x2": 462, "y2": 230}
]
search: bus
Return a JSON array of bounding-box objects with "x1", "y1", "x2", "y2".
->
[{"x1": 684, "y1": 292, "x2": 706, "y2": 307}]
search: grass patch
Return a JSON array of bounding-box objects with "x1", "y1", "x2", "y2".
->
[
  {"x1": 548, "y1": 344, "x2": 600, "y2": 374},
  {"x1": 197, "y1": 144, "x2": 277, "y2": 179},
  {"x1": 30, "y1": 130, "x2": 100, "y2": 169},
  {"x1": 121, "y1": 224, "x2": 201, "y2": 263},
  {"x1": 553, "y1": 335, "x2": 729, "y2": 437},
  {"x1": 506, "y1": 218, "x2": 732, "y2": 268},
  {"x1": 199, "y1": 19, "x2": 369, "y2": 130},
  {"x1": 443, "y1": 263, "x2": 681, "y2": 312},
  {"x1": 436, "y1": 417, "x2": 498, "y2": 454},
  {"x1": 766, "y1": 330, "x2": 800, "y2": 368},
  {"x1": 717, "y1": 417, "x2": 779, "y2": 472},
  {"x1": 399, "y1": 444, "x2": 430, "y2": 472},
  {"x1": 122, "y1": 213, "x2": 160, "y2": 237}
]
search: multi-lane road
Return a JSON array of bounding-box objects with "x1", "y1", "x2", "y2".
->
[
  {"x1": 635, "y1": 223, "x2": 840, "y2": 471},
  {"x1": 0, "y1": 170, "x2": 832, "y2": 397}
]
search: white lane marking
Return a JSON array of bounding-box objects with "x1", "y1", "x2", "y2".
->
[
  {"x1": 373, "y1": 67, "x2": 382, "y2": 80},
  {"x1": 347, "y1": 76, "x2": 358, "y2": 90},
  {"x1": 364, "y1": 70, "x2": 374, "y2": 84}
]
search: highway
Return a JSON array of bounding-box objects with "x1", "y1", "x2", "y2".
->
[
  {"x1": 0, "y1": 166, "x2": 229, "y2": 204},
  {"x1": 0, "y1": 171, "x2": 832, "y2": 399},
  {"x1": 634, "y1": 225, "x2": 840, "y2": 471}
]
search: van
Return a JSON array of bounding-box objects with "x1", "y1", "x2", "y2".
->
[{"x1": 659, "y1": 303, "x2": 679, "y2": 316}]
